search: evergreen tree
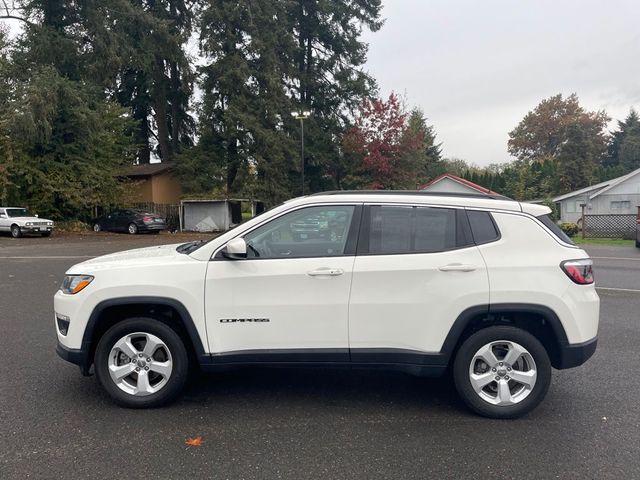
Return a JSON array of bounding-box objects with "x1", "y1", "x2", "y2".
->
[
  {"x1": 193, "y1": 0, "x2": 296, "y2": 201},
  {"x1": 403, "y1": 108, "x2": 441, "y2": 186},
  {"x1": 103, "y1": 0, "x2": 195, "y2": 163},
  {"x1": 288, "y1": 0, "x2": 383, "y2": 192},
  {"x1": 193, "y1": 0, "x2": 382, "y2": 204},
  {"x1": 607, "y1": 109, "x2": 640, "y2": 173},
  {"x1": 0, "y1": 1, "x2": 136, "y2": 217}
]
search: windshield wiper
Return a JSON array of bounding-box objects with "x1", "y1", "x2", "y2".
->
[{"x1": 176, "y1": 240, "x2": 205, "y2": 254}]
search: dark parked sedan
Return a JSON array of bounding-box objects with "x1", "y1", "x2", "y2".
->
[{"x1": 91, "y1": 209, "x2": 166, "y2": 234}]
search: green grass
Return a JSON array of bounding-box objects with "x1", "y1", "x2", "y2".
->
[
  {"x1": 241, "y1": 212, "x2": 253, "y2": 222},
  {"x1": 571, "y1": 236, "x2": 636, "y2": 247}
]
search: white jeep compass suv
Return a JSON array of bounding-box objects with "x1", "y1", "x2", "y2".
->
[{"x1": 54, "y1": 191, "x2": 599, "y2": 418}]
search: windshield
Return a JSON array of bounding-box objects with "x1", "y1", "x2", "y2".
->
[{"x1": 6, "y1": 208, "x2": 31, "y2": 217}]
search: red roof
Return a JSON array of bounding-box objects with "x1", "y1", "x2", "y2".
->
[{"x1": 417, "y1": 173, "x2": 499, "y2": 195}]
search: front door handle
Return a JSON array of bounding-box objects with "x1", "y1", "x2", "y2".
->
[
  {"x1": 438, "y1": 263, "x2": 477, "y2": 272},
  {"x1": 307, "y1": 267, "x2": 344, "y2": 277}
]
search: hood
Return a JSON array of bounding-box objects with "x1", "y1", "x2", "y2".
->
[{"x1": 68, "y1": 243, "x2": 193, "y2": 273}]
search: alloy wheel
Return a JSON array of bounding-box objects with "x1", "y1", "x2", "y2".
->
[
  {"x1": 468, "y1": 340, "x2": 537, "y2": 406},
  {"x1": 107, "y1": 332, "x2": 173, "y2": 396}
]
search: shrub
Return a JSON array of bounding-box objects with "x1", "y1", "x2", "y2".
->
[
  {"x1": 55, "y1": 220, "x2": 90, "y2": 233},
  {"x1": 560, "y1": 222, "x2": 579, "y2": 237}
]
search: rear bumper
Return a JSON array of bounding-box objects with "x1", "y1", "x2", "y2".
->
[
  {"x1": 138, "y1": 223, "x2": 166, "y2": 231},
  {"x1": 556, "y1": 337, "x2": 597, "y2": 369}
]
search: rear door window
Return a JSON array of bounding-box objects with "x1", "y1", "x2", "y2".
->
[{"x1": 362, "y1": 205, "x2": 471, "y2": 255}]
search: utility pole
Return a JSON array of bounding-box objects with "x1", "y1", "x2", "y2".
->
[{"x1": 291, "y1": 110, "x2": 311, "y2": 195}]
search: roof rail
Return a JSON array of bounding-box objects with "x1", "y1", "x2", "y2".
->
[{"x1": 310, "y1": 190, "x2": 512, "y2": 201}]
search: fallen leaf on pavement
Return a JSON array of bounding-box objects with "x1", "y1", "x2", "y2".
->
[{"x1": 185, "y1": 436, "x2": 204, "y2": 447}]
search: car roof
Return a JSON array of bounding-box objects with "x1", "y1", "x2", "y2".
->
[{"x1": 296, "y1": 191, "x2": 524, "y2": 212}]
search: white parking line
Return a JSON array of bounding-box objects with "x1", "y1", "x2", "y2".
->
[
  {"x1": 591, "y1": 256, "x2": 640, "y2": 261},
  {"x1": 0, "y1": 255, "x2": 95, "y2": 259},
  {"x1": 596, "y1": 286, "x2": 640, "y2": 293}
]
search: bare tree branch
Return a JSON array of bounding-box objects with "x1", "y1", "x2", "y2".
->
[
  {"x1": 0, "y1": 14, "x2": 33, "y2": 25},
  {"x1": 0, "y1": 0, "x2": 33, "y2": 26}
]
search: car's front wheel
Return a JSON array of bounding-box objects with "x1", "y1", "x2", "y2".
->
[
  {"x1": 453, "y1": 326, "x2": 551, "y2": 419},
  {"x1": 10, "y1": 225, "x2": 22, "y2": 238},
  {"x1": 94, "y1": 318, "x2": 189, "y2": 408}
]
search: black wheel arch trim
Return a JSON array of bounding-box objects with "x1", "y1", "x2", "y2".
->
[
  {"x1": 440, "y1": 303, "x2": 582, "y2": 368},
  {"x1": 72, "y1": 296, "x2": 209, "y2": 371}
]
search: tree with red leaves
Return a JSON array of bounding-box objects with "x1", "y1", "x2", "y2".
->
[{"x1": 342, "y1": 92, "x2": 438, "y2": 189}]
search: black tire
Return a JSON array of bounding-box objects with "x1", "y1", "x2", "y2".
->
[
  {"x1": 42, "y1": 231, "x2": 52, "y2": 237},
  {"x1": 94, "y1": 317, "x2": 189, "y2": 408},
  {"x1": 93, "y1": 223, "x2": 102, "y2": 232},
  {"x1": 10, "y1": 225, "x2": 22, "y2": 238},
  {"x1": 128, "y1": 223, "x2": 138, "y2": 235},
  {"x1": 453, "y1": 326, "x2": 551, "y2": 419}
]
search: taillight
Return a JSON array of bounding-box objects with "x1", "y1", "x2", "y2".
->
[
  {"x1": 143, "y1": 216, "x2": 153, "y2": 223},
  {"x1": 561, "y1": 259, "x2": 594, "y2": 285}
]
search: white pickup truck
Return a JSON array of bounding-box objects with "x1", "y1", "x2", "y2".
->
[{"x1": 0, "y1": 207, "x2": 54, "y2": 237}]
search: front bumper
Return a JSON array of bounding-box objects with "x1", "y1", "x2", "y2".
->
[
  {"x1": 556, "y1": 337, "x2": 597, "y2": 369},
  {"x1": 21, "y1": 225, "x2": 53, "y2": 233},
  {"x1": 56, "y1": 341, "x2": 92, "y2": 376}
]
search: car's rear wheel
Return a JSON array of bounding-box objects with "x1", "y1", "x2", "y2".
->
[
  {"x1": 128, "y1": 223, "x2": 138, "y2": 235},
  {"x1": 94, "y1": 318, "x2": 189, "y2": 408},
  {"x1": 453, "y1": 326, "x2": 551, "y2": 419},
  {"x1": 10, "y1": 225, "x2": 22, "y2": 238},
  {"x1": 93, "y1": 223, "x2": 102, "y2": 232}
]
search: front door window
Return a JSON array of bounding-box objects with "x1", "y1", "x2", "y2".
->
[{"x1": 243, "y1": 205, "x2": 355, "y2": 259}]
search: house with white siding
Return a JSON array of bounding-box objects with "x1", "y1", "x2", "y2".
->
[{"x1": 553, "y1": 167, "x2": 640, "y2": 223}]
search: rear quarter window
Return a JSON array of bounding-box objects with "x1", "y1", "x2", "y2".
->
[
  {"x1": 467, "y1": 210, "x2": 500, "y2": 244},
  {"x1": 536, "y1": 214, "x2": 575, "y2": 245}
]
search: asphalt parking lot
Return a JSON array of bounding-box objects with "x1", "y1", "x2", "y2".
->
[{"x1": 1, "y1": 234, "x2": 639, "y2": 479}]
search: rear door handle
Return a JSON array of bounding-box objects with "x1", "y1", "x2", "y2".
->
[
  {"x1": 438, "y1": 263, "x2": 477, "y2": 272},
  {"x1": 307, "y1": 267, "x2": 344, "y2": 277}
]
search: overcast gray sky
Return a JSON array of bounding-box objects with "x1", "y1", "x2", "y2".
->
[{"x1": 362, "y1": 0, "x2": 640, "y2": 166}]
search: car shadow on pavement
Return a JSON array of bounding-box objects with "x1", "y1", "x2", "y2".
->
[{"x1": 183, "y1": 367, "x2": 463, "y2": 413}]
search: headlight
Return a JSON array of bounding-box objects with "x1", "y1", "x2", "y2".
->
[
  {"x1": 26, "y1": 222, "x2": 32, "y2": 226},
  {"x1": 48, "y1": 222, "x2": 53, "y2": 226},
  {"x1": 60, "y1": 275, "x2": 94, "y2": 294}
]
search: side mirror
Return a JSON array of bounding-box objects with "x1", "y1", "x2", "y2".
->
[
  {"x1": 35, "y1": 214, "x2": 39, "y2": 218},
  {"x1": 222, "y1": 237, "x2": 247, "y2": 260}
]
